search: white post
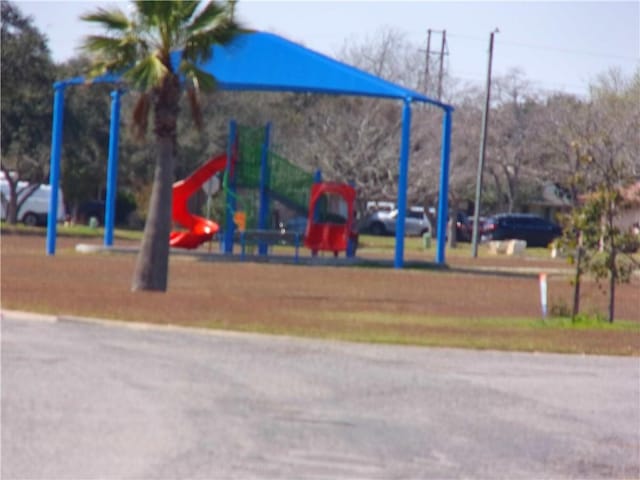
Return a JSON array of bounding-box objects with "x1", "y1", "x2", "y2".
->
[{"x1": 539, "y1": 273, "x2": 548, "y2": 318}]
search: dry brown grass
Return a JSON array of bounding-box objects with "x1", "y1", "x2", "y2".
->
[{"x1": 2, "y1": 232, "x2": 639, "y2": 355}]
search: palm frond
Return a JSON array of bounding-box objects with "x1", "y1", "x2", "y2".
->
[
  {"x1": 134, "y1": 0, "x2": 183, "y2": 30},
  {"x1": 82, "y1": 34, "x2": 142, "y2": 79},
  {"x1": 182, "y1": 21, "x2": 238, "y2": 63},
  {"x1": 133, "y1": 0, "x2": 161, "y2": 24},
  {"x1": 82, "y1": 0, "x2": 241, "y2": 93},
  {"x1": 124, "y1": 54, "x2": 169, "y2": 90},
  {"x1": 82, "y1": 35, "x2": 125, "y2": 54},
  {"x1": 180, "y1": 61, "x2": 217, "y2": 91},
  {"x1": 86, "y1": 60, "x2": 112, "y2": 79},
  {"x1": 186, "y1": 1, "x2": 228, "y2": 35},
  {"x1": 176, "y1": 1, "x2": 200, "y2": 25},
  {"x1": 81, "y1": 7, "x2": 131, "y2": 31},
  {"x1": 186, "y1": 87, "x2": 203, "y2": 131},
  {"x1": 133, "y1": 1, "x2": 192, "y2": 60},
  {"x1": 182, "y1": 1, "x2": 242, "y2": 62}
]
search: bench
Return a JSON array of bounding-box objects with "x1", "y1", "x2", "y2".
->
[{"x1": 235, "y1": 229, "x2": 303, "y2": 262}]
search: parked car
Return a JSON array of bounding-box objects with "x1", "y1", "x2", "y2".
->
[
  {"x1": 359, "y1": 206, "x2": 432, "y2": 236},
  {"x1": 0, "y1": 179, "x2": 65, "y2": 226},
  {"x1": 458, "y1": 214, "x2": 490, "y2": 242},
  {"x1": 482, "y1": 213, "x2": 562, "y2": 247},
  {"x1": 76, "y1": 195, "x2": 137, "y2": 227},
  {"x1": 455, "y1": 211, "x2": 473, "y2": 242}
]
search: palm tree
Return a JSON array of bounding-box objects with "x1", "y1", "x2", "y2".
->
[{"x1": 82, "y1": 1, "x2": 241, "y2": 291}]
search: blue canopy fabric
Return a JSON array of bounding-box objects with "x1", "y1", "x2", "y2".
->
[{"x1": 173, "y1": 31, "x2": 447, "y2": 107}]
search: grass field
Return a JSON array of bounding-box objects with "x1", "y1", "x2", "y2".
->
[{"x1": 2, "y1": 226, "x2": 639, "y2": 355}]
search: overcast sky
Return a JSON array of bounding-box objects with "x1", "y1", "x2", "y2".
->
[{"x1": 16, "y1": 0, "x2": 640, "y2": 97}]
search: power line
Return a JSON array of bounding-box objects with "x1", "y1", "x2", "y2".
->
[
  {"x1": 452, "y1": 71, "x2": 592, "y2": 94},
  {"x1": 502, "y1": 40, "x2": 638, "y2": 61},
  {"x1": 446, "y1": 32, "x2": 638, "y2": 61}
]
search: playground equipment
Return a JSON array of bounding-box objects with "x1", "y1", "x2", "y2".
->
[
  {"x1": 170, "y1": 153, "x2": 229, "y2": 249},
  {"x1": 224, "y1": 122, "x2": 357, "y2": 257},
  {"x1": 169, "y1": 121, "x2": 358, "y2": 258},
  {"x1": 46, "y1": 32, "x2": 454, "y2": 268},
  {"x1": 305, "y1": 181, "x2": 357, "y2": 256}
]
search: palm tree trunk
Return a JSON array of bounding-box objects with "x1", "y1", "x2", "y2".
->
[
  {"x1": 131, "y1": 75, "x2": 180, "y2": 292},
  {"x1": 131, "y1": 136, "x2": 175, "y2": 291}
]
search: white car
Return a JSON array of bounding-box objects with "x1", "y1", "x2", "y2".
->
[
  {"x1": 0, "y1": 180, "x2": 66, "y2": 226},
  {"x1": 361, "y1": 206, "x2": 432, "y2": 236}
]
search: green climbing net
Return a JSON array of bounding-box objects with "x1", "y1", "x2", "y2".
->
[{"x1": 230, "y1": 125, "x2": 314, "y2": 229}]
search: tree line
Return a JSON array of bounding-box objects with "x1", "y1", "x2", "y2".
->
[{"x1": 4, "y1": 5, "x2": 637, "y2": 224}]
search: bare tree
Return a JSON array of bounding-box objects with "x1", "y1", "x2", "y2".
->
[{"x1": 484, "y1": 69, "x2": 547, "y2": 212}]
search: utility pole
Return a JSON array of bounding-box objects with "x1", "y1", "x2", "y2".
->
[
  {"x1": 437, "y1": 30, "x2": 447, "y2": 101},
  {"x1": 471, "y1": 28, "x2": 499, "y2": 258},
  {"x1": 421, "y1": 29, "x2": 447, "y2": 99},
  {"x1": 424, "y1": 29, "x2": 432, "y2": 95}
]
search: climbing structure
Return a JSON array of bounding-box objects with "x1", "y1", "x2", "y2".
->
[
  {"x1": 232, "y1": 124, "x2": 314, "y2": 230},
  {"x1": 171, "y1": 120, "x2": 357, "y2": 257}
]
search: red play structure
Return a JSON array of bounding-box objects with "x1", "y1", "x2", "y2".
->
[
  {"x1": 304, "y1": 182, "x2": 357, "y2": 256},
  {"x1": 169, "y1": 123, "x2": 357, "y2": 257},
  {"x1": 169, "y1": 153, "x2": 228, "y2": 249},
  {"x1": 170, "y1": 154, "x2": 358, "y2": 255}
]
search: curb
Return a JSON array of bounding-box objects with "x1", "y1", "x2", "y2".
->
[
  {"x1": 1, "y1": 310, "x2": 58, "y2": 323},
  {"x1": 1, "y1": 309, "x2": 299, "y2": 342}
]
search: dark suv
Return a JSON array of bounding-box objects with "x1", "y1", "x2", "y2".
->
[{"x1": 482, "y1": 213, "x2": 562, "y2": 248}]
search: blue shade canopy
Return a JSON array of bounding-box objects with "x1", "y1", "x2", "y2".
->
[
  {"x1": 172, "y1": 31, "x2": 446, "y2": 107},
  {"x1": 48, "y1": 30, "x2": 453, "y2": 268}
]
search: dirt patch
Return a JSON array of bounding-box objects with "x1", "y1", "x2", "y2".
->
[{"x1": 2, "y1": 233, "x2": 638, "y2": 354}]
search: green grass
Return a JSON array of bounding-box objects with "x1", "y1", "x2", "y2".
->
[
  {"x1": 357, "y1": 234, "x2": 554, "y2": 258},
  {"x1": 323, "y1": 311, "x2": 639, "y2": 331},
  {"x1": 1, "y1": 222, "x2": 143, "y2": 241},
  {"x1": 197, "y1": 310, "x2": 639, "y2": 356}
]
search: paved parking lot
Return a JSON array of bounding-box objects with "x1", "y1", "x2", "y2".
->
[{"x1": 2, "y1": 312, "x2": 639, "y2": 479}]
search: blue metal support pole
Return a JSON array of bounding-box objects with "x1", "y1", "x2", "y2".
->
[
  {"x1": 257, "y1": 122, "x2": 271, "y2": 255},
  {"x1": 312, "y1": 169, "x2": 322, "y2": 222},
  {"x1": 104, "y1": 89, "x2": 122, "y2": 247},
  {"x1": 436, "y1": 107, "x2": 453, "y2": 265},
  {"x1": 46, "y1": 82, "x2": 66, "y2": 256},
  {"x1": 394, "y1": 98, "x2": 412, "y2": 269},
  {"x1": 224, "y1": 120, "x2": 237, "y2": 254}
]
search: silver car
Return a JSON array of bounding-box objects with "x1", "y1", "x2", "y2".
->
[{"x1": 361, "y1": 207, "x2": 432, "y2": 236}]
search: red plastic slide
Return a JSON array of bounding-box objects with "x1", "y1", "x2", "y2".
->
[{"x1": 169, "y1": 153, "x2": 228, "y2": 249}]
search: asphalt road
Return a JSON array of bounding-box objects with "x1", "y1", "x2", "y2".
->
[{"x1": 2, "y1": 311, "x2": 639, "y2": 479}]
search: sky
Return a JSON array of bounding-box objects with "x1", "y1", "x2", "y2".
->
[{"x1": 16, "y1": 0, "x2": 640, "y2": 97}]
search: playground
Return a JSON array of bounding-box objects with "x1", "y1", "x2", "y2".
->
[
  {"x1": 167, "y1": 122, "x2": 358, "y2": 259},
  {"x1": 21, "y1": 30, "x2": 637, "y2": 355},
  {"x1": 2, "y1": 231, "x2": 639, "y2": 356},
  {"x1": 45, "y1": 31, "x2": 454, "y2": 269}
]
